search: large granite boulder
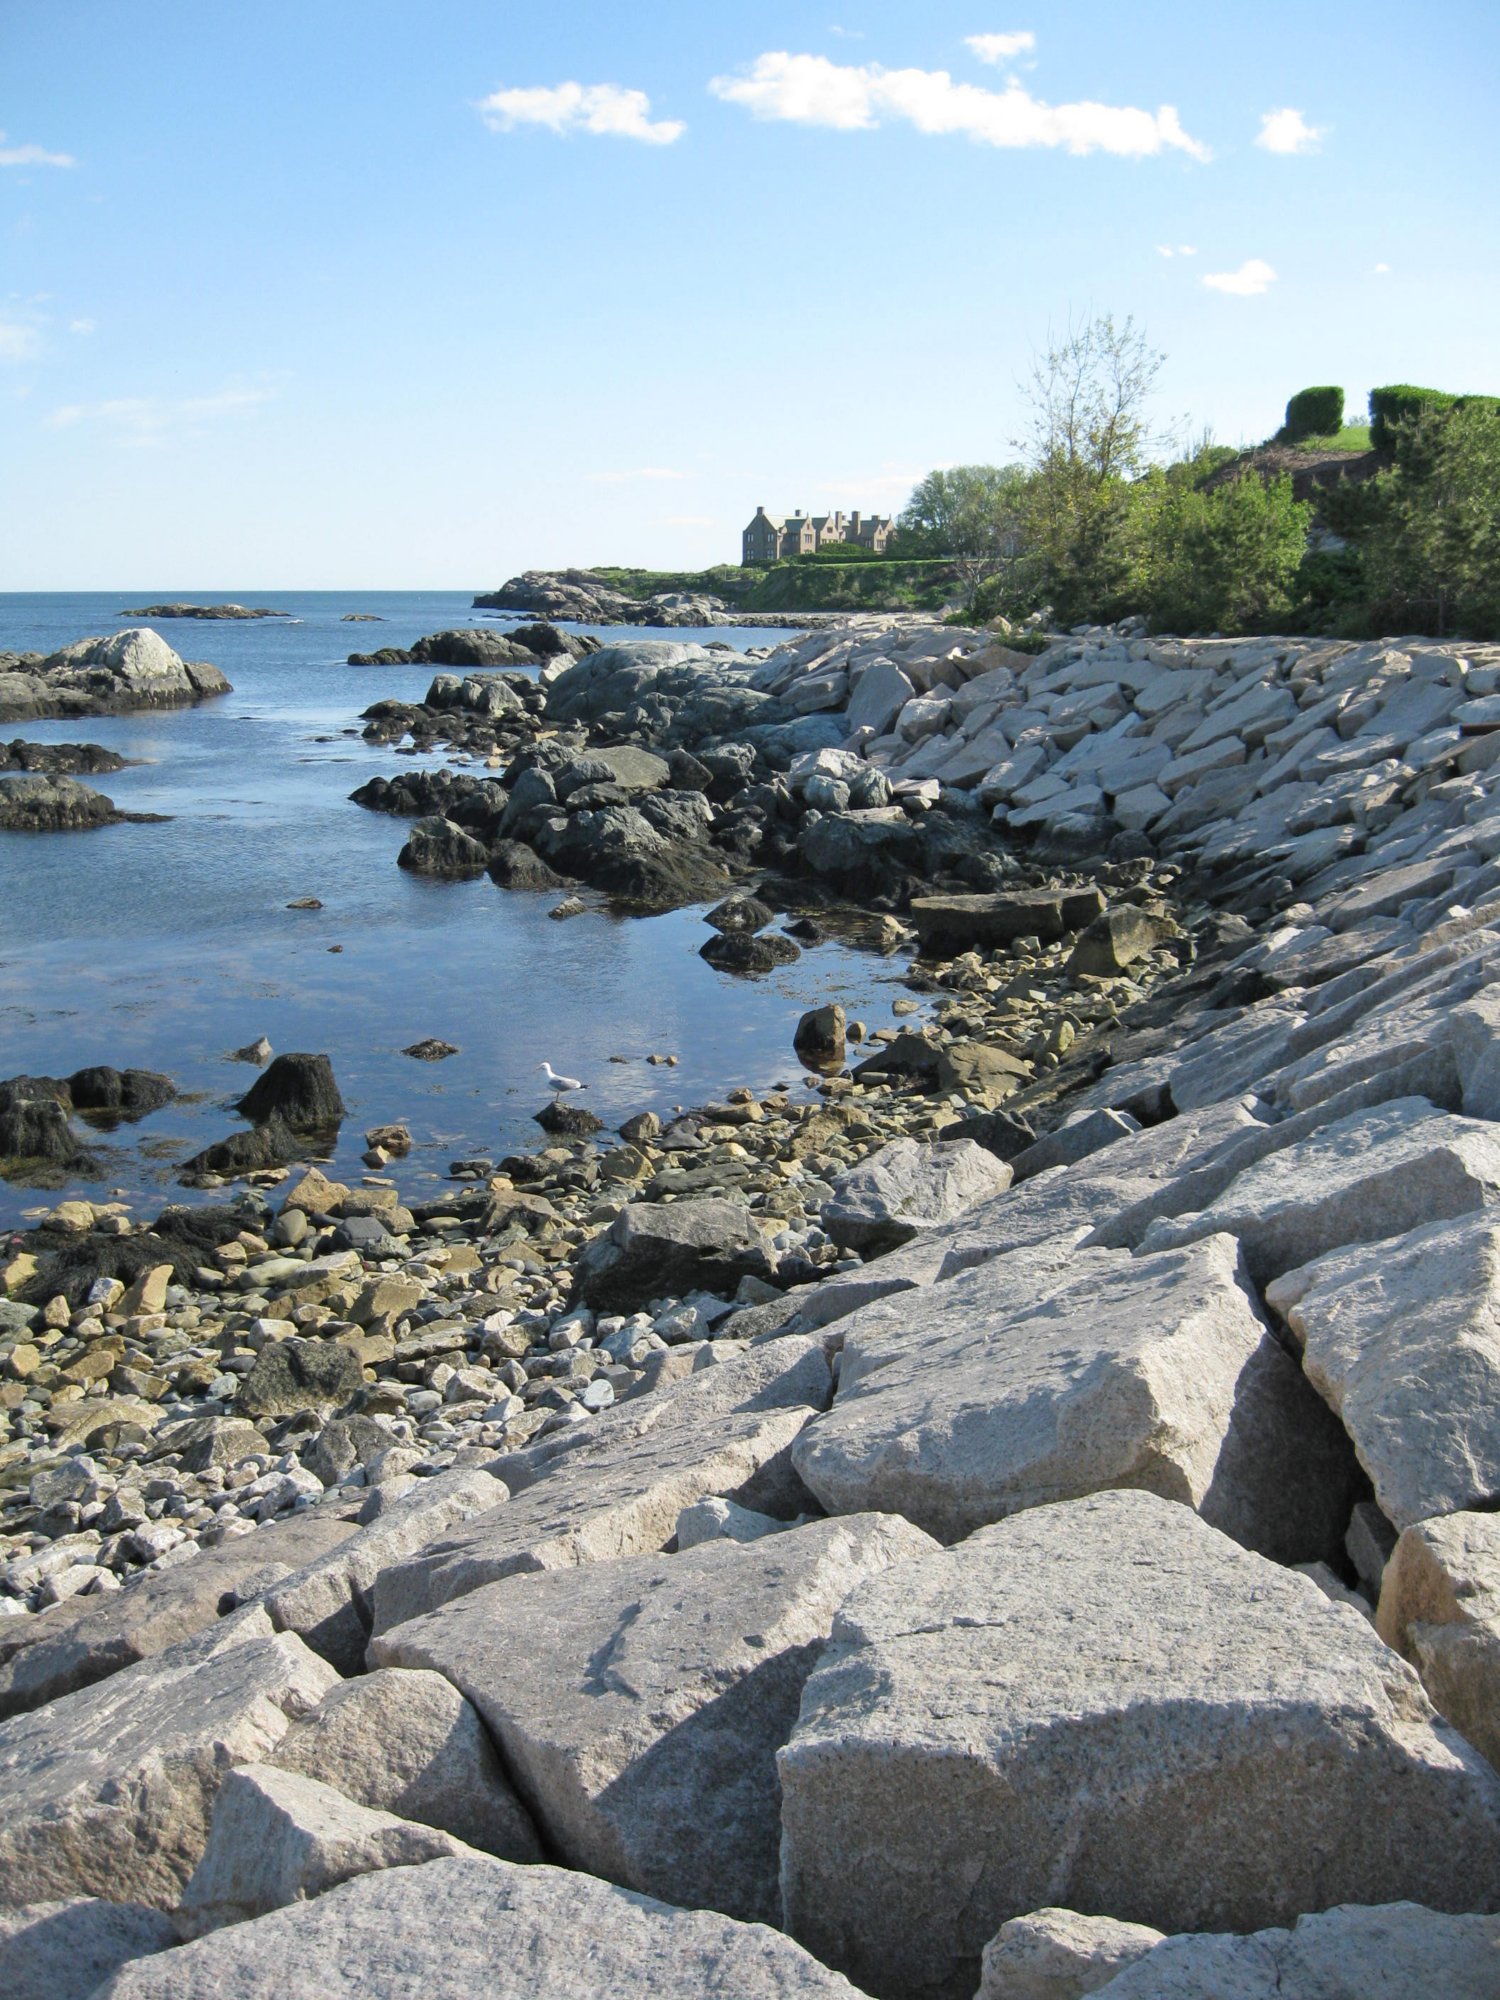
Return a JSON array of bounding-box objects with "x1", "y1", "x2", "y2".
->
[
  {"x1": 1378, "y1": 1510, "x2": 1500, "y2": 1770},
  {"x1": 0, "y1": 629, "x2": 232, "y2": 722},
  {"x1": 269, "y1": 1666, "x2": 541, "y2": 1860},
  {"x1": 174, "y1": 1764, "x2": 471, "y2": 1938},
  {"x1": 0, "y1": 1611, "x2": 339, "y2": 1907},
  {"x1": 795, "y1": 1233, "x2": 1356, "y2": 1560},
  {"x1": 90, "y1": 1853, "x2": 867, "y2": 1998},
  {"x1": 778, "y1": 1490, "x2": 1500, "y2": 2000},
  {"x1": 0, "y1": 774, "x2": 121, "y2": 830},
  {"x1": 1140, "y1": 1098, "x2": 1500, "y2": 1284},
  {"x1": 1092, "y1": 1902, "x2": 1500, "y2": 1999},
  {"x1": 375, "y1": 1513, "x2": 934, "y2": 1925},
  {"x1": 0, "y1": 1898, "x2": 178, "y2": 2000}
]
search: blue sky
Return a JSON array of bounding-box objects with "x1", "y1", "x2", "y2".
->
[{"x1": 2, "y1": 0, "x2": 1496, "y2": 588}]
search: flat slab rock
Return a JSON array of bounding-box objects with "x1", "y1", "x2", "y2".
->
[
  {"x1": 0, "y1": 1898, "x2": 178, "y2": 2000},
  {"x1": 373, "y1": 1512, "x2": 935, "y2": 1926},
  {"x1": 0, "y1": 1608, "x2": 339, "y2": 1908},
  {"x1": 1266, "y1": 1211, "x2": 1500, "y2": 1530},
  {"x1": 795, "y1": 1232, "x2": 1354, "y2": 1562},
  {"x1": 1140, "y1": 1097, "x2": 1500, "y2": 1285},
  {"x1": 89, "y1": 1853, "x2": 868, "y2": 1999},
  {"x1": 1091, "y1": 1901, "x2": 1500, "y2": 1999},
  {"x1": 778, "y1": 1489, "x2": 1500, "y2": 2000},
  {"x1": 370, "y1": 1341, "x2": 829, "y2": 1633},
  {"x1": 1378, "y1": 1509, "x2": 1500, "y2": 1772}
]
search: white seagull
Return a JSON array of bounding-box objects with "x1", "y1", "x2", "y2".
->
[{"x1": 538, "y1": 1061, "x2": 585, "y2": 1094}]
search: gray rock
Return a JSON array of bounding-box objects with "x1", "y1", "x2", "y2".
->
[
  {"x1": 1092, "y1": 1902, "x2": 1500, "y2": 1999},
  {"x1": 175, "y1": 1763, "x2": 471, "y2": 1939},
  {"x1": 778, "y1": 1490, "x2": 1500, "y2": 2000},
  {"x1": 375, "y1": 1514, "x2": 935, "y2": 1925},
  {"x1": 0, "y1": 773, "x2": 120, "y2": 830},
  {"x1": 0, "y1": 1898, "x2": 178, "y2": 2000},
  {"x1": 846, "y1": 659, "x2": 917, "y2": 737},
  {"x1": 1008, "y1": 1108, "x2": 1141, "y2": 1186},
  {"x1": 262, "y1": 1467, "x2": 508, "y2": 1672},
  {"x1": 572, "y1": 1197, "x2": 768, "y2": 1313},
  {"x1": 397, "y1": 815, "x2": 490, "y2": 876},
  {"x1": 795, "y1": 1233, "x2": 1354, "y2": 1559},
  {"x1": 369, "y1": 1397, "x2": 816, "y2": 1634},
  {"x1": 1265, "y1": 1212, "x2": 1500, "y2": 1528},
  {"x1": 0, "y1": 1610, "x2": 339, "y2": 1907},
  {"x1": 269, "y1": 1665, "x2": 541, "y2": 1860},
  {"x1": 822, "y1": 1138, "x2": 1013, "y2": 1255},
  {"x1": 978, "y1": 1909, "x2": 1164, "y2": 2000},
  {"x1": 1378, "y1": 1510, "x2": 1500, "y2": 1770},
  {"x1": 1139, "y1": 1097, "x2": 1500, "y2": 1284},
  {"x1": 90, "y1": 1853, "x2": 867, "y2": 1998}
]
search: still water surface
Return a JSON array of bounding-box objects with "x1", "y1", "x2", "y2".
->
[{"x1": 0, "y1": 591, "x2": 906, "y2": 1225}]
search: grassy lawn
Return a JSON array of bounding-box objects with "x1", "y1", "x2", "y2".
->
[{"x1": 1292, "y1": 424, "x2": 1374, "y2": 452}]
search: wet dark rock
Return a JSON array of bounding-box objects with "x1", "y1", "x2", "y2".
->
[
  {"x1": 486, "y1": 841, "x2": 570, "y2": 892},
  {"x1": 178, "y1": 1112, "x2": 301, "y2": 1180},
  {"x1": 0, "y1": 1079, "x2": 87, "y2": 1170},
  {"x1": 705, "y1": 894, "x2": 774, "y2": 936},
  {"x1": 409, "y1": 631, "x2": 540, "y2": 670},
  {"x1": 237, "y1": 1336, "x2": 363, "y2": 1420},
  {"x1": 794, "y1": 1003, "x2": 846, "y2": 1071},
  {"x1": 403, "y1": 1040, "x2": 459, "y2": 1062},
  {"x1": 798, "y1": 810, "x2": 922, "y2": 897},
  {"x1": 534, "y1": 1100, "x2": 604, "y2": 1138},
  {"x1": 700, "y1": 932, "x2": 801, "y2": 975},
  {"x1": 0, "y1": 774, "x2": 122, "y2": 831},
  {"x1": 67, "y1": 1067, "x2": 176, "y2": 1118},
  {"x1": 0, "y1": 739, "x2": 128, "y2": 776},
  {"x1": 909, "y1": 885, "x2": 1106, "y2": 951},
  {"x1": 397, "y1": 816, "x2": 490, "y2": 877},
  {"x1": 235, "y1": 1053, "x2": 345, "y2": 1132}
]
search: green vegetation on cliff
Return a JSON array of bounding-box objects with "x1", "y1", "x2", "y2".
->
[{"x1": 590, "y1": 559, "x2": 958, "y2": 614}]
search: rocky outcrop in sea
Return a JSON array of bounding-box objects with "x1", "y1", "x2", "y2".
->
[
  {"x1": 7, "y1": 612, "x2": 1500, "y2": 1996},
  {"x1": 0, "y1": 628, "x2": 232, "y2": 725}
]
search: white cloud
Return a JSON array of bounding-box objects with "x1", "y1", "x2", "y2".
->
[
  {"x1": 583, "y1": 466, "x2": 687, "y2": 484},
  {"x1": 46, "y1": 382, "x2": 276, "y2": 447},
  {"x1": 0, "y1": 320, "x2": 40, "y2": 362},
  {"x1": 709, "y1": 51, "x2": 1210, "y2": 160},
  {"x1": 1156, "y1": 243, "x2": 1197, "y2": 258},
  {"x1": 1203, "y1": 257, "x2": 1278, "y2": 296},
  {"x1": 479, "y1": 82, "x2": 684, "y2": 145},
  {"x1": 1255, "y1": 107, "x2": 1324, "y2": 154},
  {"x1": 69, "y1": 317, "x2": 95, "y2": 335},
  {"x1": 0, "y1": 132, "x2": 75, "y2": 168},
  {"x1": 1374, "y1": 261, "x2": 1391, "y2": 275},
  {"x1": 965, "y1": 32, "x2": 1036, "y2": 64}
]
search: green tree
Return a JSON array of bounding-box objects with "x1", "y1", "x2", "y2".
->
[
  {"x1": 1144, "y1": 471, "x2": 1310, "y2": 634},
  {"x1": 1355, "y1": 403, "x2": 1500, "y2": 636},
  {"x1": 1014, "y1": 313, "x2": 1167, "y2": 624},
  {"x1": 896, "y1": 463, "x2": 1028, "y2": 605}
]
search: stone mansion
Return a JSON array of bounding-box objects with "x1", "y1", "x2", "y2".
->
[{"x1": 741, "y1": 505, "x2": 896, "y2": 565}]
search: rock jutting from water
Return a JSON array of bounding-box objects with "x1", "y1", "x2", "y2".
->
[
  {"x1": 0, "y1": 628, "x2": 232, "y2": 725},
  {"x1": 8, "y1": 612, "x2": 1500, "y2": 1993}
]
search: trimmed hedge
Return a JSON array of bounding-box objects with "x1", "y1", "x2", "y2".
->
[
  {"x1": 1284, "y1": 385, "x2": 1344, "y2": 440},
  {"x1": 1369, "y1": 384, "x2": 1500, "y2": 453}
]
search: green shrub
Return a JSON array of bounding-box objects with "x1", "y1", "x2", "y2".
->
[
  {"x1": 1144, "y1": 471, "x2": 1310, "y2": 635},
  {"x1": 1369, "y1": 385, "x2": 1459, "y2": 453},
  {"x1": 1284, "y1": 386, "x2": 1344, "y2": 440}
]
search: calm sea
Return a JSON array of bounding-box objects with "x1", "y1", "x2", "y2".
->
[{"x1": 0, "y1": 591, "x2": 903, "y2": 1226}]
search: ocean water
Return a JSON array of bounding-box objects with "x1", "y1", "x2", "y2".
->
[{"x1": 0, "y1": 591, "x2": 905, "y2": 1227}]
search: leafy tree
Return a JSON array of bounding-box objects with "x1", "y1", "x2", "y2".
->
[
  {"x1": 896, "y1": 463, "x2": 1028, "y2": 605},
  {"x1": 1144, "y1": 471, "x2": 1310, "y2": 634},
  {"x1": 1014, "y1": 313, "x2": 1167, "y2": 624},
  {"x1": 1354, "y1": 402, "x2": 1500, "y2": 636}
]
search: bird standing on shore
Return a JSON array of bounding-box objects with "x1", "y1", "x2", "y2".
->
[{"x1": 539, "y1": 1061, "x2": 585, "y2": 1094}]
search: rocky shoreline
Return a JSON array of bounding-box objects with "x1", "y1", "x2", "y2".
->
[
  {"x1": 116, "y1": 605, "x2": 288, "y2": 622},
  {"x1": 6, "y1": 613, "x2": 1500, "y2": 1994},
  {"x1": 474, "y1": 568, "x2": 855, "y2": 629}
]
